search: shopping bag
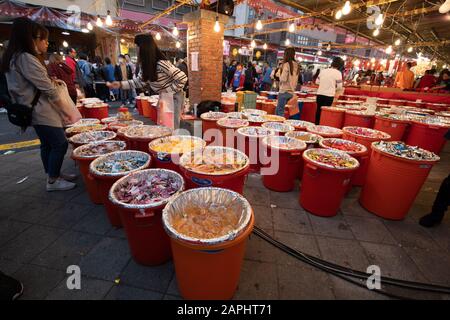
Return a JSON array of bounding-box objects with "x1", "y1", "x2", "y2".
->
[
  {"x1": 53, "y1": 80, "x2": 82, "y2": 125},
  {"x1": 158, "y1": 92, "x2": 174, "y2": 129},
  {"x1": 286, "y1": 95, "x2": 299, "y2": 117}
]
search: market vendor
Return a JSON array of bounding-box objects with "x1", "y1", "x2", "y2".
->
[{"x1": 107, "y1": 34, "x2": 187, "y2": 129}]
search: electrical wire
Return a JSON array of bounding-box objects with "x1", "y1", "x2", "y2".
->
[{"x1": 252, "y1": 226, "x2": 450, "y2": 297}]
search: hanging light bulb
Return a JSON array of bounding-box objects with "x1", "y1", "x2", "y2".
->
[
  {"x1": 87, "y1": 22, "x2": 93, "y2": 31},
  {"x1": 155, "y1": 32, "x2": 161, "y2": 41},
  {"x1": 105, "y1": 10, "x2": 113, "y2": 26},
  {"x1": 214, "y1": 17, "x2": 220, "y2": 33},
  {"x1": 96, "y1": 15, "x2": 103, "y2": 27},
  {"x1": 375, "y1": 13, "x2": 384, "y2": 26},
  {"x1": 371, "y1": 57, "x2": 376, "y2": 63},
  {"x1": 256, "y1": 20, "x2": 263, "y2": 30},
  {"x1": 288, "y1": 23, "x2": 295, "y2": 33},
  {"x1": 342, "y1": 55, "x2": 347, "y2": 61},
  {"x1": 176, "y1": 41, "x2": 181, "y2": 49},
  {"x1": 407, "y1": 46, "x2": 413, "y2": 53},
  {"x1": 62, "y1": 41, "x2": 69, "y2": 48},
  {"x1": 263, "y1": 43, "x2": 268, "y2": 50},
  {"x1": 373, "y1": 28, "x2": 380, "y2": 37},
  {"x1": 317, "y1": 50, "x2": 322, "y2": 56},
  {"x1": 342, "y1": 1, "x2": 352, "y2": 15},
  {"x1": 385, "y1": 45, "x2": 393, "y2": 54},
  {"x1": 173, "y1": 26, "x2": 179, "y2": 37},
  {"x1": 285, "y1": 38, "x2": 290, "y2": 46},
  {"x1": 251, "y1": 39, "x2": 256, "y2": 48},
  {"x1": 335, "y1": 10, "x2": 343, "y2": 20},
  {"x1": 394, "y1": 39, "x2": 401, "y2": 46}
]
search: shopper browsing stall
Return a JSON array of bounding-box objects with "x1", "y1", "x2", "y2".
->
[
  {"x1": 107, "y1": 34, "x2": 187, "y2": 129},
  {"x1": 47, "y1": 53, "x2": 77, "y2": 103},
  {"x1": 274, "y1": 47, "x2": 300, "y2": 116},
  {"x1": 314, "y1": 57, "x2": 344, "y2": 124}
]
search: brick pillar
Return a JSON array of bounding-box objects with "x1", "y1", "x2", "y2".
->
[{"x1": 183, "y1": 9, "x2": 229, "y2": 105}]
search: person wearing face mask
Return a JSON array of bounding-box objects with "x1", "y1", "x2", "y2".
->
[{"x1": 1, "y1": 18, "x2": 77, "y2": 192}]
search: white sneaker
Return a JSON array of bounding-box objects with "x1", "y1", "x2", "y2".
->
[{"x1": 46, "y1": 178, "x2": 76, "y2": 192}]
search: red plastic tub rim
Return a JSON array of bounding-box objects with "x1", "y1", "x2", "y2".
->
[
  {"x1": 285, "y1": 131, "x2": 323, "y2": 144},
  {"x1": 370, "y1": 141, "x2": 440, "y2": 165},
  {"x1": 217, "y1": 118, "x2": 249, "y2": 129},
  {"x1": 236, "y1": 126, "x2": 275, "y2": 138},
  {"x1": 342, "y1": 126, "x2": 391, "y2": 140},
  {"x1": 261, "y1": 136, "x2": 307, "y2": 153},
  {"x1": 302, "y1": 148, "x2": 360, "y2": 172},
  {"x1": 69, "y1": 130, "x2": 117, "y2": 145},
  {"x1": 307, "y1": 125, "x2": 343, "y2": 137},
  {"x1": 72, "y1": 140, "x2": 127, "y2": 160},
  {"x1": 319, "y1": 138, "x2": 368, "y2": 157},
  {"x1": 124, "y1": 125, "x2": 173, "y2": 141},
  {"x1": 200, "y1": 112, "x2": 227, "y2": 121}
]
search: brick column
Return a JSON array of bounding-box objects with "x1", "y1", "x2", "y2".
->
[{"x1": 183, "y1": 9, "x2": 229, "y2": 105}]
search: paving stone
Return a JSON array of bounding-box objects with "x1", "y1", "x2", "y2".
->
[
  {"x1": 329, "y1": 275, "x2": 390, "y2": 300},
  {"x1": 0, "y1": 194, "x2": 36, "y2": 220},
  {"x1": 0, "y1": 176, "x2": 41, "y2": 194},
  {"x1": 273, "y1": 207, "x2": 312, "y2": 234},
  {"x1": 269, "y1": 190, "x2": 301, "y2": 210},
  {"x1": 0, "y1": 219, "x2": 32, "y2": 247},
  {"x1": 0, "y1": 175, "x2": 18, "y2": 188},
  {"x1": 252, "y1": 205, "x2": 273, "y2": 230},
  {"x1": 25, "y1": 180, "x2": 84, "y2": 202},
  {"x1": 403, "y1": 247, "x2": 450, "y2": 286},
  {"x1": 424, "y1": 223, "x2": 450, "y2": 253},
  {"x1": 13, "y1": 264, "x2": 66, "y2": 300},
  {"x1": 245, "y1": 233, "x2": 279, "y2": 264},
  {"x1": 273, "y1": 231, "x2": 321, "y2": 266},
  {"x1": 0, "y1": 162, "x2": 33, "y2": 177},
  {"x1": 345, "y1": 216, "x2": 397, "y2": 245},
  {"x1": 72, "y1": 205, "x2": 113, "y2": 236},
  {"x1": 244, "y1": 173, "x2": 265, "y2": 189},
  {"x1": 12, "y1": 199, "x2": 64, "y2": 224},
  {"x1": 32, "y1": 231, "x2": 102, "y2": 271},
  {"x1": 340, "y1": 197, "x2": 374, "y2": 218},
  {"x1": 234, "y1": 260, "x2": 278, "y2": 300},
  {"x1": 104, "y1": 284, "x2": 163, "y2": 300},
  {"x1": 70, "y1": 190, "x2": 96, "y2": 206},
  {"x1": 46, "y1": 277, "x2": 113, "y2": 300},
  {"x1": 41, "y1": 203, "x2": 93, "y2": 229},
  {"x1": 383, "y1": 220, "x2": 440, "y2": 251},
  {"x1": 163, "y1": 294, "x2": 183, "y2": 300},
  {"x1": 316, "y1": 237, "x2": 370, "y2": 271},
  {"x1": 78, "y1": 237, "x2": 130, "y2": 281},
  {"x1": 166, "y1": 274, "x2": 181, "y2": 297},
  {"x1": 120, "y1": 260, "x2": 174, "y2": 293},
  {"x1": 277, "y1": 263, "x2": 335, "y2": 299},
  {"x1": 345, "y1": 186, "x2": 362, "y2": 199},
  {"x1": 0, "y1": 258, "x2": 23, "y2": 275},
  {"x1": 243, "y1": 186, "x2": 271, "y2": 207},
  {"x1": 308, "y1": 214, "x2": 355, "y2": 240},
  {"x1": 0, "y1": 225, "x2": 65, "y2": 263},
  {"x1": 106, "y1": 227, "x2": 127, "y2": 239}
]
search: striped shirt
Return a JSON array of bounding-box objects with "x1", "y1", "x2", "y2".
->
[{"x1": 121, "y1": 60, "x2": 187, "y2": 94}]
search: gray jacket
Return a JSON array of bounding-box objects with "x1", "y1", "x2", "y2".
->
[{"x1": 6, "y1": 53, "x2": 63, "y2": 128}]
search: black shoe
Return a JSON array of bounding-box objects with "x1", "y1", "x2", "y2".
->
[
  {"x1": 0, "y1": 272, "x2": 24, "y2": 300},
  {"x1": 419, "y1": 213, "x2": 443, "y2": 228}
]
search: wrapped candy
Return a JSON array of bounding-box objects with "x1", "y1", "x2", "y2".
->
[
  {"x1": 93, "y1": 151, "x2": 149, "y2": 174},
  {"x1": 125, "y1": 125, "x2": 173, "y2": 140},
  {"x1": 73, "y1": 141, "x2": 126, "y2": 158},
  {"x1": 320, "y1": 138, "x2": 367, "y2": 155},
  {"x1": 67, "y1": 118, "x2": 100, "y2": 127},
  {"x1": 307, "y1": 125, "x2": 343, "y2": 137},
  {"x1": 242, "y1": 109, "x2": 267, "y2": 117},
  {"x1": 69, "y1": 130, "x2": 116, "y2": 145},
  {"x1": 284, "y1": 120, "x2": 315, "y2": 130},
  {"x1": 262, "y1": 122, "x2": 294, "y2": 133},
  {"x1": 149, "y1": 136, "x2": 206, "y2": 154},
  {"x1": 375, "y1": 112, "x2": 408, "y2": 122},
  {"x1": 237, "y1": 126, "x2": 274, "y2": 137},
  {"x1": 303, "y1": 148, "x2": 359, "y2": 170},
  {"x1": 262, "y1": 136, "x2": 306, "y2": 151},
  {"x1": 101, "y1": 116, "x2": 119, "y2": 124},
  {"x1": 246, "y1": 115, "x2": 266, "y2": 124},
  {"x1": 108, "y1": 120, "x2": 144, "y2": 131},
  {"x1": 217, "y1": 118, "x2": 249, "y2": 128},
  {"x1": 262, "y1": 115, "x2": 285, "y2": 122},
  {"x1": 225, "y1": 112, "x2": 244, "y2": 119},
  {"x1": 286, "y1": 131, "x2": 322, "y2": 144},
  {"x1": 200, "y1": 112, "x2": 227, "y2": 121},
  {"x1": 65, "y1": 124, "x2": 106, "y2": 135},
  {"x1": 343, "y1": 126, "x2": 390, "y2": 139},
  {"x1": 410, "y1": 116, "x2": 450, "y2": 128},
  {"x1": 373, "y1": 141, "x2": 440, "y2": 161}
]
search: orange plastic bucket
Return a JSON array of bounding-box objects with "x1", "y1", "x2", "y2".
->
[
  {"x1": 125, "y1": 125, "x2": 173, "y2": 153},
  {"x1": 342, "y1": 127, "x2": 391, "y2": 150},
  {"x1": 405, "y1": 121, "x2": 449, "y2": 154},
  {"x1": 236, "y1": 127, "x2": 275, "y2": 173},
  {"x1": 299, "y1": 100, "x2": 317, "y2": 123},
  {"x1": 217, "y1": 118, "x2": 249, "y2": 148},
  {"x1": 261, "y1": 101, "x2": 277, "y2": 115},
  {"x1": 343, "y1": 111, "x2": 375, "y2": 128},
  {"x1": 110, "y1": 169, "x2": 185, "y2": 265},
  {"x1": 179, "y1": 147, "x2": 250, "y2": 195},
  {"x1": 89, "y1": 151, "x2": 151, "y2": 227},
  {"x1": 261, "y1": 136, "x2": 306, "y2": 191},
  {"x1": 162, "y1": 188, "x2": 254, "y2": 300},
  {"x1": 141, "y1": 98, "x2": 151, "y2": 118},
  {"x1": 285, "y1": 119, "x2": 315, "y2": 132},
  {"x1": 135, "y1": 97, "x2": 143, "y2": 115},
  {"x1": 221, "y1": 102, "x2": 235, "y2": 113},
  {"x1": 360, "y1": 142, "x2": 440, "y2": 220},
  {"x1": 319, "y1": 107, "x2": 345, "y2": 128},
  {"x1": 307, "y1": 125, "x2": 343, "y2": 138},
  {"x1": 374, "y1": 115, "x2": 409, "y2": 141},
  {"x1": 300, "y1": 149, "x2": 359, "y2": 217},
  {"x1": 285, "y1": 131, "x2": 323, "y2": 179},
  {"x1": 200, "y1": 112, "x2": 227, "y2": 145},
  {"x1": 83, "y1": 104, "x2": 109, "y2": 120},
  {"x1": 261, "y1": 122, "x2": 294, "y2": 136}
]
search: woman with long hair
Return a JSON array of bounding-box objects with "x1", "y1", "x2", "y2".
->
[
  {"x1": 107, "y1": 34, "x2": 187, "y2": 129},
  {"x1": 1, "y1": 18, "x2": 76, "y2": 191},
  {"x1": 274, "y1": 47, "x2": 300, "y2": 116}
]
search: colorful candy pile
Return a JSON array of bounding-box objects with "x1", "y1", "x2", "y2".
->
[
  {"x1": 200, "y1": 112, "x2": 227, "y2": 120},
  {"x1": 101, "y1": 116, "x2": 118, "y2": 125},
  {"x1": 114, "y1": 171, "x2": 182, "y2": 205},
  {"x1": 373, "y1": 141, "x2": 440, "y2": 161},
  {"x1": 125, "y1": 125, "x2": 172, "y2": 139},
  {"x1": 344, "y1": 127, "x2": 389, "y2": 139},
  {"x1": 410, "y1": 116, "x2": 450, "y2": 128},
  {"x1": 217, "y1": 118, "x2": 249, "y2": 128},
  {"x1": 320, "y1": 138, "x2": 366, "y2": 154},
  {"x1": 308, "y1": 125, "x2": 343, "y2": 136},
  {"x1": 150, "y1": 137, "x2": 204, "y2": 154},
  {"x1": 66, "y1": 124, "x2": 106, "y2": 135},
  {"x1": 108, "y1": 120, "x2": 143, "y2": 131},
  {"x1": 95, "y1": 154, "x2": 149, "y2": 174},
  {"x1": 68, "y1": 118, "x2": 100, "y2": 127},
  {"x1": 304, "y1": 149, "x2": 359, "y2": 169},
  {"x1": 346, "y1": 110, "x2": 375, "y2": 116},
  {"x1": 264, "y1": 136, "x2": 306, "y2": 150},
  {"x1": 262, "y1": 115, "x2": 285, "y2": 122},
  {"x1": 375, "y1": 112, "x2": 408, "y2": 122},
  {"x1": 286, "y1": 131, "x2": 322, "y2": 144},
  {"x1": 225, "y1": 112, "x2": 243, "y2": 119},
  {"x1": 246, "y1": 115, "x2": 266, "y2": 123},
  {"x1": 242, "y1": 109, "x2": 267, "y2": 117},
  {"x1": 238, "y1": 126, "x2": 273, "y2": 137},
  {"x1": 284, "y1": 120, "x2": 315, "y2": 130},
  {"x1": 182, "y1": 148, "x2": 247, "y2": 174},
  {"x1": 262, "y1": 122, "x2": 294, "y2": 133},
  {"x1": 75, "y1": 141, "x2": 125, "y2": 157},
  {"x1": 70, "y1": 131, "x2": 115, "y2": 144}
]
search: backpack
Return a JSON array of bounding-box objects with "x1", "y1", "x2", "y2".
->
[
  {"x1": 1, "y1": 71, "x2": 40, "y2": 130},
  {"x1": 196, "y1": 100, "x2": 221, "y2": 118}
]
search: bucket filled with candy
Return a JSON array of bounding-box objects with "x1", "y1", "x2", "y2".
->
[
  {"x1": 107, "y1": 120, "x2": 144, "y2": 132},
  {"x1": 374, "y1": 113, "x2": 409, "y2": 141},
  {"x1": 216, "y1": 118, "x2": 249, "y2": 148},
  {"x1": 319, "y1": 107, "x2": 346, "y2": 128},
  {"x1": 236, "y1": 126, "x2": 275, "y2": 173},
  {"x1": 125, "y1": 125, "x2": 173, "y2": 153},
  {"x1": 200, "y1": 112, "x2": 227, "y2": 145},
  {"x1": 67, "y1": 118, "x2": 100, "y2": 127},
  {"x1": 162, "y1": 187, "x2": 254, "y2": 300},
  {"x1": 284, "y1": 119, "x2": 315, "y2": 131},
  {"x1": 307, "y1": 125, "x2": 343, "y2": 138},
  {"x1": 69, "y1": 130, "x2": 116, "y2": 149},
  {"x1": 405, "y1": 117, "x2": 450, "y2": 154},
  {"x1": 261, "y1": 122, "x2": 294, "y2": 136},
  {"x1": 342, "y1": 126, "x2": 391, "y2": 150},
  {"x1": 109, "y1": 169, "x2": 184, "y2": 265},
  {"x1": 65, "y1": 123, "x2": 107, "y2": 138}
]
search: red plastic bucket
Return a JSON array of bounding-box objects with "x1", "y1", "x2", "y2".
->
[
  {"x1": 179, "y1": 147, "x2": 250, "y2": 195},
  {"x1": 261, "y1": 101, "x2": 277, "y2": 115},
  {"x1": 343, "y1": 111, "x2": 375, "y2": 128},
  {"x1": 148, "y1": 136, "x2": 206, "y2": 175},
  {"x1": 342, "y1": 127, "x2": 391, "y2": 150},
  {"x1": 110, "y1": 169, "x2": 185, "y2": 265},
  {"x1": 360, "y1": 142, "x2": 440, "y2": 220},
  {"x1": 374, "y1": 115, "x2": 409, "y2": 141},
  {"x1": 125, "y1": 125, "x2": 173, "y2": 153},
  {"x1": 285, "y1": 131, "x2": 323, "y2": 179},
  {"x1": 90, "y1": 151, "x2": 151, "y2": 227},
  {"x1": 261, "y1": 136, "x2": 307, "y2": 192},
  {"x1": 200, "y1": 112, "x2": 227, "y2": 145},
  {"x1": 135, "y1": 97, "x2": 143, "y2": 115},
  {"x1": 300, "y1": 100, "x2": 317, "y2": 123},
  {"x1": 319, "y1": 107, "x2": 345, "y2": 128},
  {"x1": 261, "y1": 122, "x2": 294, "y2": 136},
  {"x1": 307, "y1": 125, "x2": 343, "y2": 138},
  {"x1": 83, "y1": 104, "x2": 109, "y2": 121},
  {"x1": 236, "y1": 126, "x2": 275, "y2": 173},
  {"x1": 141, "y1": 98, "x2": 151, "y2": 118},
  {"x1": 300, "y1": 149, "x2": 359, "y2": 217},
  {"x1": 162, "y1": 188, "x2": 254, "y2": 300},
  {"x1": 405, "y1": 121, "x2": 449, "y2": 154},
  {"x1": 221, "y1": 102, "x2": 235, "y2": 113},
  {"x1": 217, "y1": 118, "x2": 249, "y2": 148},
  {"x1": 68, "y1": 130, "x2": 116, "y2": 149},
  {"x1": 284, "y1": 119, "x2": 315, "y2": 132}
]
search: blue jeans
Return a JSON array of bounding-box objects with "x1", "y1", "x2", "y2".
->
[
  {"x1": 33, "y1": 125, "x2": 68, "y2": 179},
  {"x1": 276, "y1": 92, "x2": 293, "y2": 116}
]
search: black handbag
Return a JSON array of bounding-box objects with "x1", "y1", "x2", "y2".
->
[{"x1": 6, "y1": 90, "x2": 41, "y2": 129}]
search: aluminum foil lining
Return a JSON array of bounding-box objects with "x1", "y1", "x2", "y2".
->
[
  {"x1": 217, "y1": 118, "x2": 249, "y2": 128},
  {"x1": 237, "y1": 126, "x2": 275, "y2": 137},
  {"x1": 319, "y1": 138, "x2": 367, "y2": 155},
  {"x1": 101, "y1": 116, "x2": 118, "y2": 124},
  {"x1": 65, "y1": 124, "x2": 107, "y2": 135},
  {"x1": 179, "y1": 146, "x2": 250, "y2": 176},
  {"x1": 343, "y1": 126, "x2": 391, "y2": 139},
  {"x1": 148, "y1": 135, "x2": 206, "y2": 155},
  {"x1": 411, "y1": 116, "x2": 450, "y2": 128},
  {"x1": 200, "y1": 111, "x2": 227, "y2": 121},
  {"x1": 242, "y1": 109, "x2": 267, "y2": 117},
  {"x1": 262, "y1": 136, "x2": 307, "y2": 151},
  {"x1": 109, "y1": 169, "x2": 185, "y2": 210},
  {"x1": 284, "y1": 120, "x2": 315, "y2": 129},
  {"x1": 303, "y1": 148, "x2": 360, "y2": 170},
  {"x1": 108, "y1": 120, "x2": 144, "y2": 131},
  {"x1": 321, "y1": 106, "x2": 346, "y2": 112},
  {"x1": 162, "y1": 187, "x2": 252, "y2": 245},
  {"x1": 346, "y1": 110, "x2": 375, "y2": 116},
  {"x1": 72, "y1": 140, "x2": 127, "y2": 159},
  {"x1": 84, "y1": 103, "x2": 108, "y2": 109},
  {"x1": 262, "y1": 122, "x2": 295, "y2": 133},
  {"x1": 80, "y1": 98, "x2": 102, "y2": 104},
  {"x1": 308, "y1": 125, "x2": 343, "y2": 136},
  {"x1": 375, "y1": 112, "x2": 408, "y2": 122},
  {"x1": 124, "y1": 125, "x2": 173, "y2": 140},
  {"x1": 247, "y1": 115, "x2": 266, "y2": 123},
  {"x1": 225, "y1": 112, "x2": 244, "y2": 119},
  {"x1": 286, "y1": 131, "x2": 323, "y2": 144},
  {"x1": 298, "y1": 98, "x2": 316, "y2": 102},
  {"x1": 67, "y1": 118, "x2": 100, "y2": 127},
  {"x1": 373, "y1": 141, "x2": 440, "y2": 162},
  {"x1": 69, "y1": 130, "x2": 117, "y2": 144},
  {"x1": 262, "y1": 115, "x2": 286, "y2": 122},
  {"x1": 90, "y1": 150, "x2": 151, "y2": 177}
]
